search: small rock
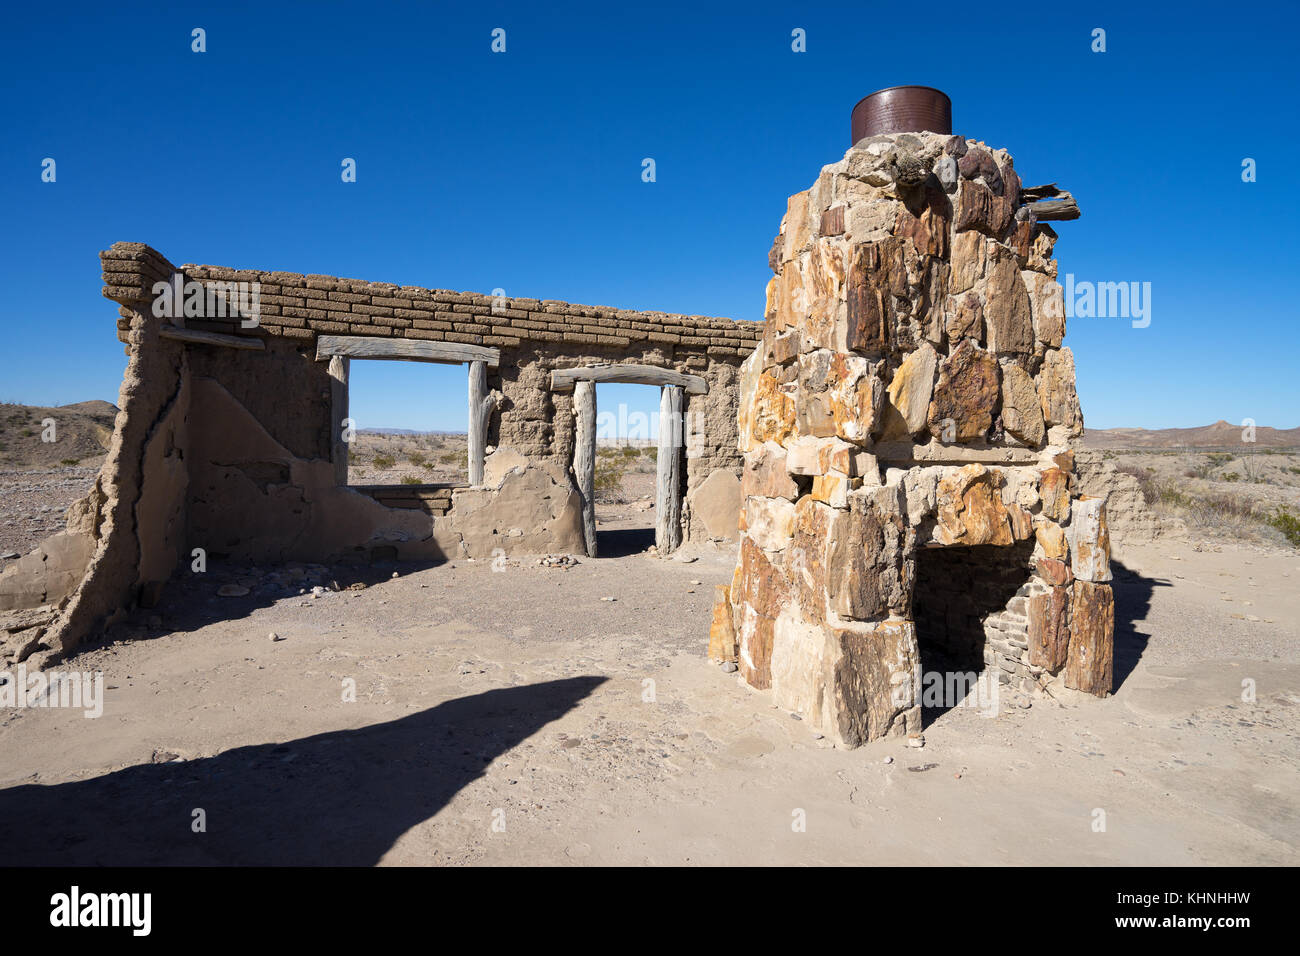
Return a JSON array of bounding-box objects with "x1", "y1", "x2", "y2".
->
[
  {"x1": 391, "y1": 571, "x2": 399, "y2": 579},
  {"x1": 0, "y1": 551, "x2": 19, "y2": 560},
  {"x1": 268, "y1": 632, "x2": 284, "y2": 642},
  {"x1": 907, "y1": 734, "x2": 925, "y2": 749},
  {"x1": 721, "y1": 661, "x2": 738, "y2": 673},
  {"x1": 882, "y1": 756, "x2": 894, "y2": 765},
  {"x1": 600, "y1": 596, "x2": 616, "y2": 602},
  {"x1": 217, "y1": 584, "x2": 250, "y2": 597}
]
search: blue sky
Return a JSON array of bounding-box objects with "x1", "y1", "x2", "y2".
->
[{"x1": 1, "y1": 0, "x2": 1296, "y2": 432}]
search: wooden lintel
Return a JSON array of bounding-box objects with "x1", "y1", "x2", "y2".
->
[
  {"x1": 550, "y1": 363, "x2": 707, "y2": 395},
  {"x1": 159, "y1": 326, "x2": 265, "y2": 350},
  {"x1": 315, "y1": 335, "x2": 500, "y2": 367}
]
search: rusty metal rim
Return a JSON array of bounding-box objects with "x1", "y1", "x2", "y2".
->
[{"x1": 850, "y1": 85, "x2": 951, "y2": 114}]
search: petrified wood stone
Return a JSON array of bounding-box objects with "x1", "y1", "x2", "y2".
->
[
  {"x1": 928, "y1": 340, "x2": 1000, "y2": 442},
  {"x1": 1065, "y1": 580, "x2": 1114, "y2": 696},
  {"x1": 845, "y1": 239, "x2": 906, "y2": 355},
  {"x1": 1028, "y1": 585, "x2": 1070, "y2": 673}
]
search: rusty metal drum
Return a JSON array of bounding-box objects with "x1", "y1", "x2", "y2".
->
[{"x1": 850, "y1": 86, "x2": 952, "y2": 143}]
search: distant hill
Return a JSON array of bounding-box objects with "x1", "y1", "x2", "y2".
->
[
  {"x1": 1084, "y1": 420, "x2": 1300, "y2": 450},
  {"x1": 0, "y1": 401, "x2": 118, "y2": 469}
]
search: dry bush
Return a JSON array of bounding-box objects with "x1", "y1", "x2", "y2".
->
[
  {"x1": 594, "y1": 460, "x2": 627, "y2": 502},
  {"x1": 1152, "y1": 479, "x2": 1294, "y2": 545}
]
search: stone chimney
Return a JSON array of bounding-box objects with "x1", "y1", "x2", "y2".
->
[{"x1": 710, "y1": 94, "x2": 1114, "y2": 748}]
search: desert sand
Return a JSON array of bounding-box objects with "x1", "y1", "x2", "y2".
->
[{"x1": 1, "y1": 515, "x2": 1295, "y2": 865}]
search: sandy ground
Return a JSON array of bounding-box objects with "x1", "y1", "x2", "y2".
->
[{"x1": 1, "y1": 529, "x2": 1296, "y2": 866}]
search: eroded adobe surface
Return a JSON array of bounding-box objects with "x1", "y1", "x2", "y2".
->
[
  {"x1": 1, "y1": 246, "x2": 761, "y2": 665},
  {"x1": 709, "y1": 131, "x2": 1114, "y2": 747}
]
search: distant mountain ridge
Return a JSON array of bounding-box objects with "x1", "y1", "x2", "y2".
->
[{"x1": 1084, "y1": 420, "x2": 1300, "y2": 450}]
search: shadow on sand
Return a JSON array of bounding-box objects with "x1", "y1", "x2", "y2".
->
[
  {"x1": 596, "y1": 527, "x2": 655, "y2": 558},
  {"x1": 0, "y1": 676, "x2": 605, "y2": 866},
  {"x1": 1109, "y1": 558, "x2": 1168, "y2": 691}
]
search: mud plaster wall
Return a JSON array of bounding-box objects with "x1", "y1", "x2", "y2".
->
[
  {"x1": 1, "y1": 241, "x2": 762, "y2": 665},
  {"x1": 1, "y1": 295, "x2": 193, "y2": 663}
]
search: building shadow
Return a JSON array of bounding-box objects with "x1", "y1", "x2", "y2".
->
[
  {"x1": 596, "y1": 527, "x2": 655, "y2": 558},
  {"x1": 0, "y1": 676, "x2": 605, "y2": 866},
  {"x1": 1109, "y1": 558, "x2": 1167, "y2": 691}
]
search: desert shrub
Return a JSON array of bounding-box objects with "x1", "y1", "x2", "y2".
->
[
  {"x1": 1221, "y1": 472, "x2": 1240, "y2": 482},
  {"x1": 593, "y1": 460, "x2": 625, "y2": 500},
  {"x1": 408, "y1": 451, "x2": 426, "y2": 466},
  {"x1": 1153, "y1": 483, "x2": 1287, "y2": 542},
  {"x1": 373, "y1": 454, "x2": 396, "y2": 469},
  {"x1": 20, "y1": 429, "x2": 34, "y2": 437},
  {"x1": 1269, "y1": 508, "x2": 1300, "y2": 547},
  {"x1": 60, "y1": 458, "x2": 79, "y2": 466},
  {"x1": 622, "y1": 446, "x2": 639, "y2": 458},
  {"x1": 1207, "y1": 453, "x2": 1234, "y2": 465},
  {"x1": 400, "y1": 475, "x2": 421, "y2": 485},
  {"x1": 439, "y1": 452, "x2": 463, "y2": 465}
]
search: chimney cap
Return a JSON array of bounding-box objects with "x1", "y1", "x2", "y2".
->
[{"x1": 851, "y1": 86, "x2": 952, "y2": 143}]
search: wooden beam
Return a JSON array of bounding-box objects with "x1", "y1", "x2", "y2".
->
[
  {"x1": 159, "y1": 326, "x2": 264, "y2": 350},
  {"x1": 550, "y1": 363, "x2": 707, "y2": 395},
  {"x1": 1019, "y1": 183, "x2": 1062, "y2": 202},
  {"x1": 316, "y1": 335, "x2": 499, "y2": 367},
  {"x1": 1028, "y1": 196, "x2": 1081, "y2": 221},
  {"x1": 328, "y1": 355, "x2": 350, "y2": 486},
  {"x1": 1019, "y1": 184, "x2": 1081, "y2": 222},
  {"x1": 655, "y1": 385, "x2": 683, "y2": 554},
  {"x1": 573, "y1": 380, "x2": 597, "y2": 557},
  {"x1": 467, "y1": 360, "x2": 501, "y2": 486}
]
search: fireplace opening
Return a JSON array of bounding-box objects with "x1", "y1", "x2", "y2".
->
[{"x1": 911, "y1": 539, "x2": 1036, "y2": 724}]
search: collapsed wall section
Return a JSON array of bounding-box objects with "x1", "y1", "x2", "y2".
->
[{"x1": 1, "y1": 244, "x2": 192, "y2": 666}]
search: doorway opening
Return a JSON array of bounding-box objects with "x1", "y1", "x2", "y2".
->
[{"x1": 592, "y1": 383, "x2": 660, "y2": 557}]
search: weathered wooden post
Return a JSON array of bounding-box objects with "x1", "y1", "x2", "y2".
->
[
  {"x1": 327, "y1": 354, "x2": 349, "y2": 486},
  {"x1": 656, "y1": 385, "x2": 683, "y2": 553},
  {"x1": 573, "y1": 380, "x2": 597, "y2": 557},
  {"x1": 468, "y1": 360, "x2": 492, "y2": 486}
]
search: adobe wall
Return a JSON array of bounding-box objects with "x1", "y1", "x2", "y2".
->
[{"x1": 1, "y1": 242, "x2": 761, "y2": 665}]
